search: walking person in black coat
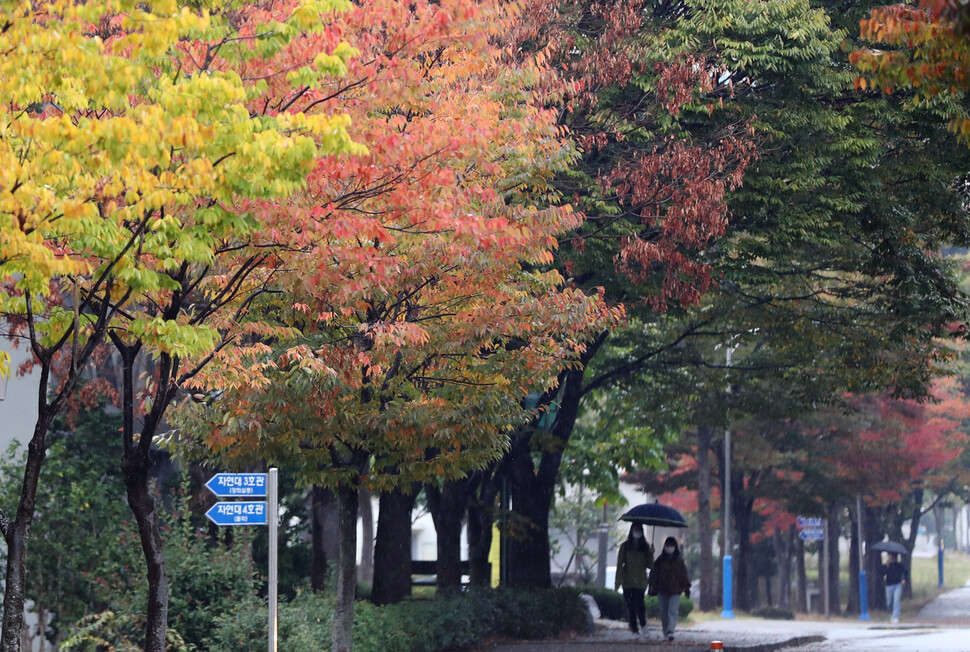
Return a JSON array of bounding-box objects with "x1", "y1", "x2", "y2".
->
[
  {"x1": 647, "y1": 536, "x2": 691, "y2": 642},
  {"x1": 614, "y1": 523, "x2": 653, "y2": 637}
]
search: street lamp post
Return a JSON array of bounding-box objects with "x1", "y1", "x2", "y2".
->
[
  {"x1": 721, "y1": 345, "x2": 735, "y2": 619},
  {"x1": 857, "y1": 495, "x2": 869, "y2": 621}
]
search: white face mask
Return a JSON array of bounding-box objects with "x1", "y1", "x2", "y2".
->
[
  {"x1": 664, "y1": 545, "x2": 675, "y2": 555},
  {"x1": 632, "y1": 531, "x2": 643, "y2": 539}
]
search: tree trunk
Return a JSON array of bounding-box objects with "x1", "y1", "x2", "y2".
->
[
  {"x1": 372, "y1": 487, "x2": 415, "y2": 605},
  {"x1": 427, "y1": 480, "x2": 467, "y2": 594},
  {"x1": 696, "y1": 426, "x2": 715, "y2": 611},
  {"x1": 332, "y1": 484, "x2": 359, "y2": 652},
  {"x1": 36, "y1": 605, "x2": 46, "y2": 652},
  {"x1": 1, "y1": 408, "x2": 52, "y2": 652},
  {"x1": 847, "y1": 511, "x2": 860, "y2": 615},
  {"x1": 772, "y1": 526, "x2": 792, "y2": 610},
  {"x1": 864, "y1": 503, "x2": 881, "y2": 612},
  {"x1": 112, "y1": 337, "x2": 173, "y2": 651},
  {"x1": 124, "y1": 456, "x2": 168, "y2": 651},
  {"x1": 467, "y1": 471, "x2": 497, "y2": 586},
  {"x1": 506, "y1": 366, "x2": 586, "y2": 589},
  {"x1": 732, "y1": 482, "x2": 753, "y2": 611},
  {"x1": 0, "y1": 349, "x2": 63, "y2": 652},
  {"x1": 311, "y1": 485, "x2": 339, "y2": 592},
  {"x1": 506, "y1": 436, "x2": 554, "y2": 589},
  {"x1": 825, "y1": 503, "x2": 841, "y2": 616},
  {"x1": 358, "y1": 486, "x2": 374, "y2": 585}
]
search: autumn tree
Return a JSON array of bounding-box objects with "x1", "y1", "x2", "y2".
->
[
  {"x1": 168, "y1": 1, "x2": 618, "y2": 649},
  {"x1": 553, "y1": 0, "x2": 970, "y2": 609},
  {"x1": 439, "y1": 0, "x2": 759, "y2": 591},
  {"x1": 852, "y1": 0, "x2": 970, "y2": 137},
  {"x1": 0, "y1": 1, "x2": 362, "y2": 649}
]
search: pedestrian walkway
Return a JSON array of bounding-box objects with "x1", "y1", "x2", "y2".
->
[
  {"x1": 486, "y1": 616, "x2": 825, "y2": 651},
  {"x1": 482, "y1": 581, "x2": 970, "y2": 651},
  {"x1": 917, "y1": 579, "x2": 970, "y2": 623}
]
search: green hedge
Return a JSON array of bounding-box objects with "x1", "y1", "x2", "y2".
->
[
  {"x1": 209, "y1": 587, "x2": 591, "y2": 652},
  {"x1": 583, "y1": 587, "x2": 693, "y2": 622}
]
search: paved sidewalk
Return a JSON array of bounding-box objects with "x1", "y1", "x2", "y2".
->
[
  {"x1": 483, "y1": 581, "x2": 970, "y2": 652},
  {"x1": 480, "y1": 580, "x2": 970, "y2": 651},
  {"x1": 486, "y1": 616, "x2": 825, "y2": 652},
  {"x1": 917, "y1": 580, "x2": 970, "y2": 623}
]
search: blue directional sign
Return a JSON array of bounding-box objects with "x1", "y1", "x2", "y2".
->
[
  {"x1": 796, "y1": 516, "x2": 823, "y2": 528},
  {"x1": 798, "y1": 527, "x2": 824, "y2": 541},
  {"x1": 206, "y1": 501, "x2": 267, "y2": 526},
  {"x1": 205, "y1": 473, "x2": 267, "y2": 498}
]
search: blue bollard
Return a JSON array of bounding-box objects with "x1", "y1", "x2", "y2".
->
[
  {"x1": 721, "y1": 555, "x2": 735, "y2": 618},
  {"x1": 938, "y1": 543, "x2": 944, "y2": 588},
  {"x1": 859, "y1": 570, "x2": 869, "y2": 621}
]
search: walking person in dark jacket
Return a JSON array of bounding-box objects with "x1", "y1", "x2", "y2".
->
[
  {"x1": 614, "y1": 523, "x2": 653, "y2": 637},
  {"x1": 881, "y1": 553, "x2": 907, "y2": 624},
  {"x1": 648, "y1": 536, "x2": 691, "y2": 642}
]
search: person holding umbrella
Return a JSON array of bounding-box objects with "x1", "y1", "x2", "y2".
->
[
  {"x1": 614, "y1": 523, "x2": 653, "y2": 637},
  {"x1": 871, "y1": 540, "x2": 908, "y2": 624},
  {"x1": 648, "y1": 536, "x2": 691, "y2": 642},
  {"x1": 881, "y1": 552, "x2": 907, "y2": 624}
]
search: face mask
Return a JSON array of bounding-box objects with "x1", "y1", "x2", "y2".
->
[
  {"x1": 664, "y1": 546, "x2": 675, "y2": 554},
  {"x1": 632, "y1": 531, "x2": 643, "y2": 539}
]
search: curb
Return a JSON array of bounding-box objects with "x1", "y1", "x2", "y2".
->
[{"x1": 721, "y1": 635, "x2": 826, "y2": 651}]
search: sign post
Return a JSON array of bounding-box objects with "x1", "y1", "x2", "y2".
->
[
  {"x1": 268, "y1": 468, "x2": 278, "y2": 652},
  {"x1": 205, "y1": 470, "x2": 278, "y2": 652}
]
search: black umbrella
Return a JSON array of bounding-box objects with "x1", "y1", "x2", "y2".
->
[
  {"x1": 619, "y1": 503, "x2": 689, "y2": 528},
  {"x1": 870, "y1": 540, "x2": 908, "y2": 556},
  {"x1": 620, "y1": 503, "x2": 688, "y2": 550}
]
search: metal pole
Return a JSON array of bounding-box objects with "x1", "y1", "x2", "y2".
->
[
  {"x1": 597, "y1": 501, "x2": 608, "y2": 588},
  {"x1": 857, "y1": 495, "x2": 869, "y2": 621},
  {"x1": 721, "y1": 346, "x2": 735, "y2": 619},
  {"x1": 823, "y1": 519, "x2": 830, "y2": 620},
  {"x1": 268, "y1": 468, "x2": 278, "y2": 652}
]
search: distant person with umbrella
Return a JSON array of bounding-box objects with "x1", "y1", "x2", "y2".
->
[
  {"x1": 871, "y1": 540, "x2": 908, "y2": 624},
  {"x1": 648, "y1": 536, "x2": 691, "y2": 642},
  {"x1": 881, "y1": 552, "x2": 907, "y2": 624},
  {"x1": 614, "y1": 523, "x2": 653, "y2": 638}
]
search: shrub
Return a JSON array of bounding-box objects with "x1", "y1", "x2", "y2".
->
[
  {"x1": 209, "y1": 591, "x2": 335, "y2": 652},
  {"x1": 60, "y1": 611, "x2": 190, "y2": 652},
  {"x1": 209, "y1": 586, "x2": 588, "y2": 652},
  {"x1": 354, "y1": 587, "x2": 589, "y2": 651},
  {"x1": 105, "y1": 486, "x2": 257, "y2": 651},
  {"x1": 751, "y1": 606, "x2": 795, "y2": 620}
]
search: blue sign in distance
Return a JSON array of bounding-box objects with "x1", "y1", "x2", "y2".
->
[
  {"x1": 796, "y1": 516, "x2": 823, "y2": 529},
  {"x1": 205, "y1": 501, "x2": 267, "y2": 526},
  {"x1": 205, "y1": 473, "x2": 267, "y2": 498},
  {"x1": 798, "y1": 527, "x2": 824, "y2": 541}
]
